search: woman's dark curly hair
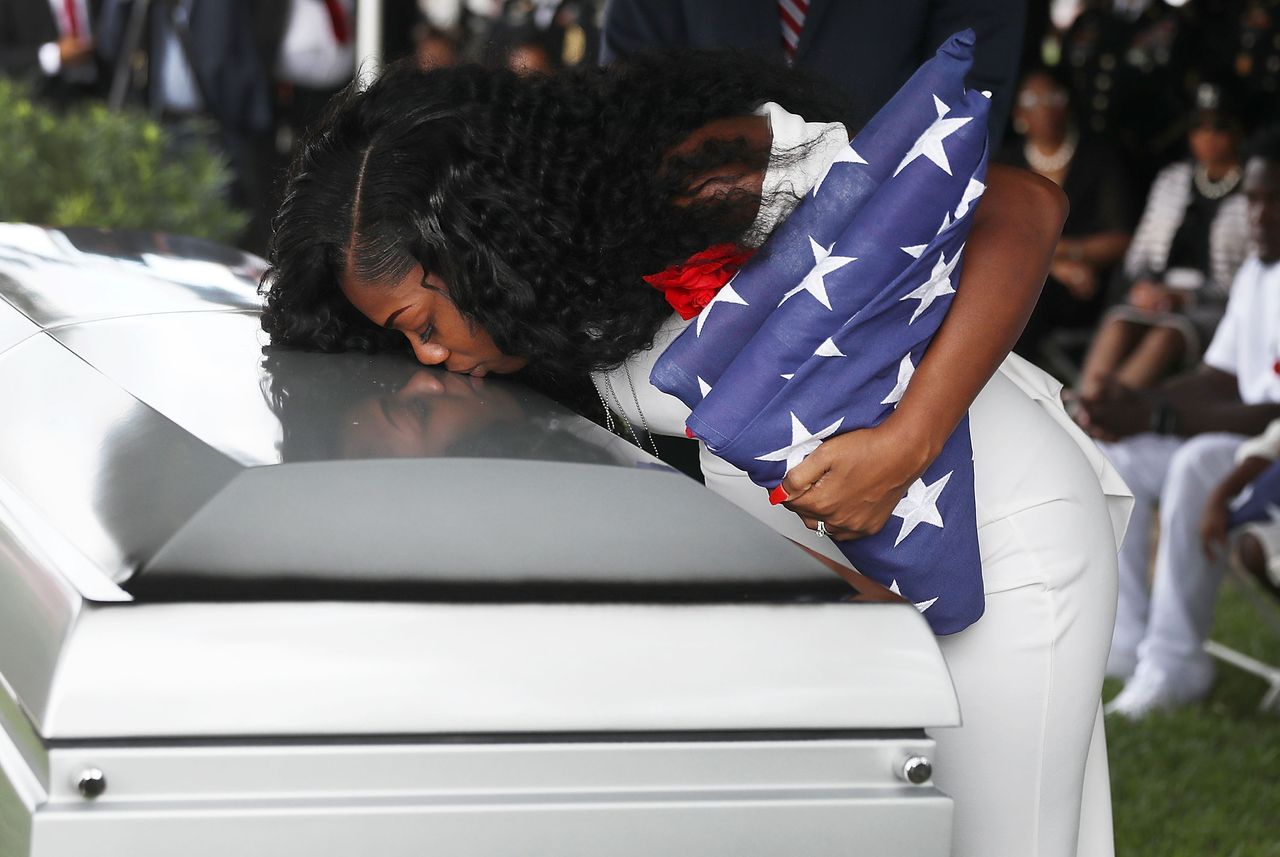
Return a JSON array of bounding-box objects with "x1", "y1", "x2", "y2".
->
[{"x1": 261, "y1": 51, "x2": 852, "y2": 381}]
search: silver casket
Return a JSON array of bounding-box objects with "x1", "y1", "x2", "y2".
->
[{"x1": 0, "y1": 225, "x2": 959, "y2": 857}]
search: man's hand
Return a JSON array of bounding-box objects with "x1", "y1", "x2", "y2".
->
[
  {"x1": 1200, "y1": 455, "x2": 1274, "y2": 559},
  {"x1": 1077, "y1": 378, "x2": 1155, "y2": 441},
  {"x1": 1200, "y1": 489, "x2": 1233, "y2": 560},
  {"x1": 779, "y1": 422, "x2": 930, "y2": 541},
  {"x1": 58, "y1": 36, "x2": 94, "y2": 66}
]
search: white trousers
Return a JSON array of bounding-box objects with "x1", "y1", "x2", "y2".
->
[
  {"x1": 931, "y1": 493, "x2": 1118, "y2": 857},
  {"x1": 1099, "y1": 432, "x2": 1243, "y2": 691},
  {"x1": 701, "y1": 369, "x2": 1121, "y2": 857}
]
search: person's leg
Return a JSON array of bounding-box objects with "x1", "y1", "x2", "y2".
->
[
  {"x1": 1112, "y1": 325, "x2": 1186, "y2": 390},
  {"x1": 1141, "y1": 434, "x2": 1244, "y2": 688},
  {"x1": 1110, "y1": 433, "x2": 1244, "y2": 716},
  {"x1": 930, "y1": 490, "x2": 1118, "y2": 857},
  {"x1": 1079, "y1": 317, "x2": 1142, "y2": 400},
  {"x1": 1096, "y1": 434, "x2": 1183, "y2": 678}
]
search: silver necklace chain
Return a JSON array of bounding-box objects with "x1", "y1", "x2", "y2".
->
[
  {"x1": 622, "y1": 363, "x2": 661, "y2": 459},
  {"x1": 1193, "y1": 164, "x2": 1242, "y2": 200},
  {"x1": 1023, "y1": 128, "x2": 1079, "y2": 174},
  {"x1": 592, "y1": 371, "x2": 660, "y2": 459}
]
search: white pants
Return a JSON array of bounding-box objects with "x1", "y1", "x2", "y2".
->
[
  {"x1": 1099, "y1": 432, "x2": 1243, "y2": 691},
  {"x1": 932, "y1": 500, "x2": 1117, "y2": 857},
  {"x1": 701, "y1": 369, "x2": 1121, "y2": 857}
]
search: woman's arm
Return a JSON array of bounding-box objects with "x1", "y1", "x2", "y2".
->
[
  {"x1": 1055, "y1": 231, "x2": 1130, "y2": 268},
  {"x1": 779, "y1": 164, "x2": 1068, "y2": 539}
]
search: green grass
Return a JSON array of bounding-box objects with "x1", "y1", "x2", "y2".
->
[{"x1": 1105, "y1": 583, "x2": 1280, "y2": 856}]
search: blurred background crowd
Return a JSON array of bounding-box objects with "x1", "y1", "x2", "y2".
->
[
  {"x1": 2, "y1": 0, "x2": 1278, "y2": 848},
  {"x1": 3, "y1": 0, "x2": 1277, "y2": 390}
]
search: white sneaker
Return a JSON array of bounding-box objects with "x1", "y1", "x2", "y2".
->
[{"x1": 1104, "y1": 667, "x2": 1210, "y2": 720}]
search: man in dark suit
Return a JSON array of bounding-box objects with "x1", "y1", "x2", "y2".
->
[
  {"x1": 600, "y1": 0, "x2": 1024, "y2": 140},
  {"x1": 0, "y1": 0, "x2": 106, "y2": 105},
  {"x1": 98, "y1": 0, "x2": 275, "y2": 251}
]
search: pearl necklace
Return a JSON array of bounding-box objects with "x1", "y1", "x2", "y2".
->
[
  {"x1": 1023, "y1": 129, "x2": 1079, "y2": 174},
  {"x1": 1193, "y1": 164, "x2": 1242, "y2": 200}
]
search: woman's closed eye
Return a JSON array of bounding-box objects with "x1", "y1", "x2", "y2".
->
[{"x1": 417, "y1": 323, "x2": 435, "y2": 345}]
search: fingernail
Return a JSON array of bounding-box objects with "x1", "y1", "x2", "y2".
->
[
  {"x1": 769, "y1": 484, "x2": 789, "y2": 505},
  {"x1": 684, "y1": 426, "x2": 695, "y2": 439}
]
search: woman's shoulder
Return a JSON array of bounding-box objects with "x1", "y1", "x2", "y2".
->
[{"x1": 1151, "y1": 159, "x2": 1194, "y2": 187}]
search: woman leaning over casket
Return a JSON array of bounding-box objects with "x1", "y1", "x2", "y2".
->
[{"x1": 261, "y1": 53, "x2": 1131, "y2": 857}]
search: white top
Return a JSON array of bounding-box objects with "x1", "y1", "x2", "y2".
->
[
  {"x1": 593, "y1": 104, "x2": 1133, "y2": 584},
  {"x1": 1203, "y1": 256, "x2": 1280, "y2": 405},
  {"x1": 1123, "y1": 160, "x2": 1251, "y2": 297},
  {"x1": 276, "y1": 0, "x2": 356, "y2": 90},
  {"x1": 743, "y1": 102, "x2": 851, "y2": 245}
]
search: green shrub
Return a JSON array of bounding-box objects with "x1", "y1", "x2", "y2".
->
[{"x1": 0, "y1": 78, "x2": 248, "y2": 244}]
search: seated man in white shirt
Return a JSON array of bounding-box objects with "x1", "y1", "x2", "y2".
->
[{"x1": 1077, "y1": 130, "x2": 1280, "y2": 718}]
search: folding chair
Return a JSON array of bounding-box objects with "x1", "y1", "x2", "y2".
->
[{"x1": 1204, "y1": 548, "x2": 1280, "y2": 714}]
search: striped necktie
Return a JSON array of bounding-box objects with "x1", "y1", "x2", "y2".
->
[{"x1": 778, "y1": 0, "x2": 809, "y2": 63}]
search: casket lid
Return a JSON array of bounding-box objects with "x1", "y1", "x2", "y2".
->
[{"x1": 0, "y1": 226, "x2": 958, "y2": 739}]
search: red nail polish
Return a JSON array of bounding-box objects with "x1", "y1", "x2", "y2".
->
[
  {"x1": 685, "y1": 426, "x2": 696, "y2": 439},
  {"x1": 769, "y1": 484, "x2": 789, "y2": 505}
]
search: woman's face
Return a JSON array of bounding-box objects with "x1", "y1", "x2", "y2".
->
[
  {"x1": 1187, "y1": 114, "x2": 1238, "y2": 167},
  {"x1": 341, "y1": 264, "x2": 529, "y2": 377},
  {"x1": 1014, "y1": 74, "x2": 1068, "y2": 143}
]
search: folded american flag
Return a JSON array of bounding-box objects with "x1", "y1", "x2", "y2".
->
[
  {"x1": 1230, "y1": 461, "x2": 1280, "y2": 529},
  {"x1": 651, "y1": 31, "x2": 990, "y2": 634}
]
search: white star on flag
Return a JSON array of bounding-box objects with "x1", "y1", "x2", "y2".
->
[
  {"x1": 812, "y1": 145, "x2": 868, "y2": 196},
  {"x1": 779, "y1": 236, "x2": 856, "y2": 310},
  {"x1": 901, "y1": 246, "x2": 962, "y2": 323},
  {"x1": 901, "y1": 244, "x2": 927, "y2": 259},
  {"x1": 781, "y1": 373, "x2": 795, "y2": 380},
  {"x1": 815, "y1": 337, "x2": 845, "y2": 357},
  {"x1": 755, "y1": 411, "x2": 845, "y2": 473},
  {"x1": 894, "y1": 94, "x2": 972, "y2": 177},
  {"x1": 696, "y1": 279, "x2": 749, "y2": 336},
  {"x1": 936, "y1": 212, "x2": 953, "y2": 235},
  {"x1": 697, "y1": 377, "x2": 712, "y2": 398},
  {"x1": 888, "y1": 579, "x2": 939, "y2": 612},
  {"x1": 881, "y1": 354, "x2": 915, "y2": 406},
  {"x1": 891, "y1": 471, "x2": 952, "y2": 546},
  {"x1": 954, "y1": 177, "x2": 986, "y2": 219}
]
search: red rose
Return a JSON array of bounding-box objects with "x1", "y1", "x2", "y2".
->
[{"x1": 643, "y1": 243, "x2": 756, "y2": 320}]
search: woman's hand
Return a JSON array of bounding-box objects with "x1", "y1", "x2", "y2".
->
[
  {"x1": 1050, "y1": 258, "x2": 1099, "y2": 300},
  {"x1": 779, "y1": 420, "x2": 932, "y2": 541},
  {"x1": 1128, "y1": 280, "x2": 1185, "y2": 313},
  {"x1": 775, "y1": 166, "x2": 1066, "y2": 541}
]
